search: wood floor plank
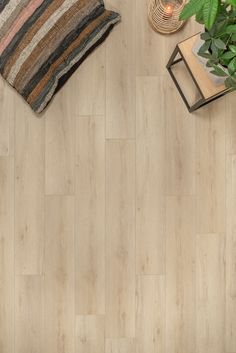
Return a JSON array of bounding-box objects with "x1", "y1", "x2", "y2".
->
[
  {"x1": 135, "y1": 0, "x2": 166, "y2": 76},
  {"x1": 166, "y1": 196, "x2": 196, "y2": 353},
  {"x1": 165, "y1": 78, "x2": 196, "y2": 196},
  {"x1": 226, "y1": 154, "x2": 236, "y2": 351},
  {"x1": 0, "y1": 80, "x2": 14, "y2": 156},
  {"x1": 106, "y1": 339, "x2": 135, "y2": 353},
  {"x1": 0, "y1": 80, "x2": 9, "y2": 156},
  {"x1": 44, "y1": 196, "x2": 75, "y2": 353},
  {"x1": 196, "y1": 102, "x2": 226, "y2": 234},
  {"x1": 226, "y1": 93, "x2": 236, "y2": 154},
  {"x1": 136, "y1": 275, "x2": 165, "y2": 353},
  {"x1": 136, "y1": 76, "x2": 165, "y2": 274},
  {"x1": 15, "y1": 104, "x2": 44, "y2": 275},
  {"x1": 106, "y1": 0, "x2": 135, "y2": 138},
  {"x1": 45, "y1": 90, "x2": 75, "y2": 195},
  {"x1": 76, "y1": 315, "x2": 104, "y2": 353},
  {"x1": 0, "y1": 157, "x2": 14, "y2": 353},
  {"x1": 106, "y1": 140, "x2": 135, "y2": 338},
  {"x1": 75, "y1": 116, "x2": 105, "y2": 315},
  {"x1": 15, "y1": 276, "x2": 43, "y2": 353},
  {"x1": 196, "y1": 233, "x2": 225, "y2": 353},
  {"x1": 77, "y1": 46, "x2": 105, "y2": 116}
]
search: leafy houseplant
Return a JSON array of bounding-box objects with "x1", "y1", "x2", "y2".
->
[{"x1": 180, "y1": 0, "x2": 236, "y2": 89}]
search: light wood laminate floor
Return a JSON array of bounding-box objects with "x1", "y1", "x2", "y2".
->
[{"x1": 0, "y1": 1, "x2": 236, "y2": 352}]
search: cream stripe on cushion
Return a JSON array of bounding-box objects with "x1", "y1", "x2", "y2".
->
[
  {"x1": 0, "y1": 0, "x2": 23, "y2": 27},
  {"x1": 7, "y1": 0, "x2": 79, "y2": 84}
]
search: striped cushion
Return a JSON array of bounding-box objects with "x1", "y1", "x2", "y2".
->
[{"x1": 0, "y1": 0, "x2": 120, "y2": 113}]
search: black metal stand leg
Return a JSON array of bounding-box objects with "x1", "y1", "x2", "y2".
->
[
  {"x1": 167, "y1": 65, "x2": 191, "y2": 112},
  {"x1": 167, "y1": 46, "x2": 207, "y2": 113},
  {"x1": 171, "y1": 58, "x2": 183, "y2": 66},
  {"x1": 189, "y1": 91, "x2": 228, "y2": 112},
  {"x1": 189, "y1": 99, "x2": 206, "y2": 112},
  {"x1": 166, "y1": 46, "x2": 179, "y2": 69},
  {"x1": 167, "y1": 46, "x2": 193, "y2": 112}
]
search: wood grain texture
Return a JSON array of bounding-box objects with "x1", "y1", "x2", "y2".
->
[
  {"x1": 106, "y1": 140, "x2": 135, "y2": 338},
  {"x1": 0, "y1": 81, "x2": 15, "y2": 156},
  {"x1": 136, "y1": 275, "x2": 165, "y2": 353},
  {"x1": 15, "y1": 276, "x2": 43, "y2": 353},
  {"x1": 76, "y1": 315, "x2": 104, "y2": 353},
  {"x1": 106, "y1": 0, "x2": 135, "y2": 138},
  {"x1": 165, "y1": 78, "x2": 196, "y2": 196},
  {"x1": 106, "y1": 339, "x2": 135, "y2": 353},
  {"x1": 0, "y1": 157, "x2": 14, "y2": 353},
  {"x1": 196, "y1": 102, "x2": 226, "y2": 234},
  {"x1": 196, "y1": 234, "x2": 225, "y2": 353},
  {"x1": 0, "y1": 8, "x2": 234, "y2": 353},
  {"x1": 166, "y1": 196, "x2": 196, "y2": 353},
  {"x1": 45, "y1": 90, "x2": 75, "y2": 195},
  {"x1": 15, "y1": 102, "x2": 44, "y2": 275},
  {"x1": 75, "y1": 116, "x2": 105, "y2": 315},
  {"x1": 135, "y1": 0, "x2": 165, "y2": 75},
  {"x1": 226, "y1": 92, "x2": 236, "y2": 153},
  {"x1": 136, "y1": 76, "x2": 165, "y2": 274},
  {"x1": 226, "y1": 154, "x2": 236, "y2": 351},
  {"x1": 77, "y1": 46, "x2": 105, "y2": 116},
  {"x1": 44, "y1": 196, "x2": 75, "y2": 353}
]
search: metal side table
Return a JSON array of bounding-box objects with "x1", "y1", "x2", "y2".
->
[{"x1": 167, "y1": 33, "x2": 231, "y2": 113}]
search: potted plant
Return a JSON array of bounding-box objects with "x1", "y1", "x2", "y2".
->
[{"x1": 180, "y1": 0, "x2": 236, "y2": 89}]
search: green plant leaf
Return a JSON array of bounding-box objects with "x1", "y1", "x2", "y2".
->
[
  {"x1": 215, "y1": 19, "x2": 228, "y2": 34},
  {"x1": 198, "y1": 40, "x2": 211, "y2": 53},
  {"x1": 211, "y1": 69, "x2": 224, "y2": 76},
  {"x1": 203, "y1": 0, "x2": 219, "y2": 30},
  {"x1": 228, "y1": 57, "x2": 236, "y2": 74},
  {"x1": 221, "y1": 51, "x2": 236, "y2": 59},
  {"x1": 226, "y1": 24, "x2": 236, "y2": 33},
  {"x1": 179, "y1": 0, "x2": 204, "y2": 20},
  {"x1": 196, "y1": 9, "x2": 204, "y2": 23},
  {"x1": 226, "y1": 0, "x2": 236, "y2": 7},
  {"x1": 210, "y1": 64, "x2": 228, "y2": 76},
  {"x1": 207, "y1": 59, "x2": 219, "y2": 66},
  {"x1": 229, "y1": 44, "x2": 236, "y2": 53},
  {"x1": 232, "y1": 33, "x2": 236, "y2": 40},
  {"x1": 201, "y1": 32, "x2": 211, "y2": 40},
  {"x1": 198, "y1": 52, "x2": 212, "y2": 59},
  {"x1": 210, "y1": 41, "x2": 219, "y2": 57},
  {"x1": 225, "y1": 76, "x2": 236, "y2": 90},
  {"x1": 213, "y1": 38, "x2": 227, "y2": 49}
]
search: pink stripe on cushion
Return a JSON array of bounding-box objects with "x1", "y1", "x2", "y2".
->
[{"x1": 0, "y1": 0, "x2": 44, "y2": 55}]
